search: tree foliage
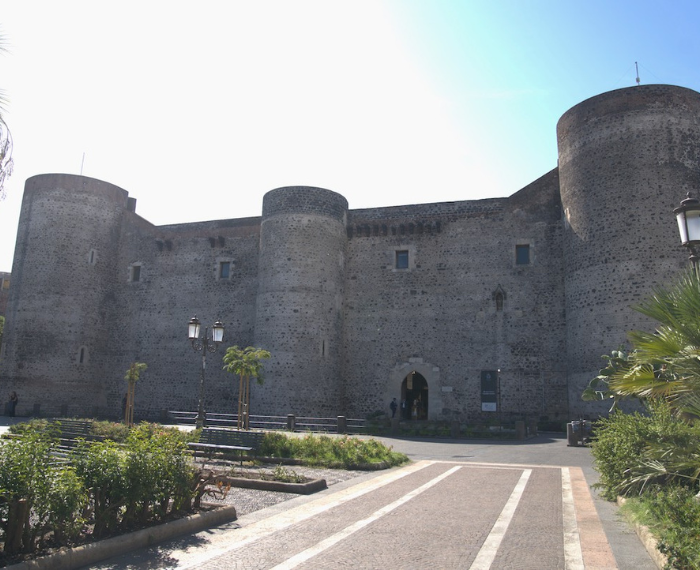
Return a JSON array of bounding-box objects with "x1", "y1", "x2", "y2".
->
[
  {"x1": 222, "y1": 346, "x2": 270, "y2": 430},
  {"x1": 583, "y1": 268, "x2": 700, "y2": 417},
  {"x1": 222, "y1": 346, "x2": 270, "y2": 384}
]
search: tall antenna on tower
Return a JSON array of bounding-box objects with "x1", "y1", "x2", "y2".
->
[{"x1": 635, "y1": 62, "x2": 641, "y2": 86}]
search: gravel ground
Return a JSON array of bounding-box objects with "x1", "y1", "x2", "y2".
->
[{"x1": 197, "y1": 460, "x2": 367, "y2": 516}]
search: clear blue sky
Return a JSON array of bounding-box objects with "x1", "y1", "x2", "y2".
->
[{"x1": 1, "y1": 0, "x2": 698, "y2": 271}]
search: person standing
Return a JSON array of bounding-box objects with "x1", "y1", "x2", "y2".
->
[
  {"x1": 8, "y1": 391, "x2": 18, "y2": 417},
  {"x1": 390, "y1": 397, "x2": 398, "y2": 418}
]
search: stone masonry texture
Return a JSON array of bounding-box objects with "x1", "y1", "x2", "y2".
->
[{"x1": 1, "y1": 84, "x2": 699, "y2": 422}]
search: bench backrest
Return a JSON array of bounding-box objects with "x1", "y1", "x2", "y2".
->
[
  {"x1": 49, "y1": 419, "x2": 93, "y2": 437},
  {"x1": 199, "y1": 428, "x2": 265, "y2": 451}
]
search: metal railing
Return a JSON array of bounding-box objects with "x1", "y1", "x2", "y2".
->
[{"x1": 166, "y1": 410, "x2": 366, "y2": 434}]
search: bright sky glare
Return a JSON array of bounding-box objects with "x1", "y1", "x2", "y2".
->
[{"x1": 1, "y1": 0, "x2": 699, "y2": 271}]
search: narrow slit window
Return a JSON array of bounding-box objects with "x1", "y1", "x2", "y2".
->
[
  {"x1": 396, "y1": 250, "x2": 409, "y2": 269},
  {"x1": 219, "y1": 261, "x2": 231, "y2": 279},
  {"x1": 131, "y1": 265, "x2": 141, "y2": 282}
]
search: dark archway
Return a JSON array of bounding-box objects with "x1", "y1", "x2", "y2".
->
[{"x1": 401, "y1": 371, "x2": 428, "y2": 420}]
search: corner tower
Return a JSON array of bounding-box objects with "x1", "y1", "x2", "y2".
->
[
  {"x1": 253, "y1": 186, "x2": 348, "y2": 416},
  {"x1": 2, "y1": 174, "x2": 130, "y2": 415},
  {"x1": 557, "y1": 85, "x2": 700, "y2": 414}
]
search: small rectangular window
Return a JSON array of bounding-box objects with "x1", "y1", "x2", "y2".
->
[
  {"x1": 396, "y1": 250, "x2": 409, "y2": 269},
  {"x1": 515, "y1": 244, "x2": 530, "y2": 265},
  {"x1": 219, "y1": 261, "x2": 231, "y2": 279},
  {"x1": 131, "y1": 265, "x2": 141, "y2": 282}
]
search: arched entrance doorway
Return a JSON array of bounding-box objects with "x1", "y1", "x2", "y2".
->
[{"x1": 401, "y1": 371, "x2": 428, "y2": 420}]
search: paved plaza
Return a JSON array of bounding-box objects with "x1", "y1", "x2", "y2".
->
[{"x1": 75, "y1": 432, "x2": 658, "y2": 570}]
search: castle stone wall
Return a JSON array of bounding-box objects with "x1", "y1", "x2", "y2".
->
[
  {"x1": 343, "y1": 169, "x2": 568, "y2": 421},
  {"x1": 106, "y1": 215, "x2": 262, "y2": 418},
  {"x1": 253, "y1": 187, "x2": 348, "y2": 416},
  {"x1": 1, "y1": 84, "x2": 698, "y2": 422},
  {"x1": 2, "y1": 175, "x2": 128, "y2": 416},
  {"x1": 558, "y1": 85, "x2": 700, "y2": 414}
]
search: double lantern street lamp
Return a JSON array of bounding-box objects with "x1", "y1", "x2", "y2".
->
[
  {"x1": 188, "y1": 316, "x2": 225, "y2": 429},
  {"x1": 674, "y1": 192, "x2": 700, "y2": 273}
]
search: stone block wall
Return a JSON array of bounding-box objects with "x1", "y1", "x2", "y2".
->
[
  {"x1": 253, "y1": 187, "x2": 348, "y2": 416},
  {"x1": 342, "y1": 169, "x2": 567, "y2": 421},
  {"x1": 2, "y1": 84, "x2": 699, "y2": 422},
  {"x1": 107, "y1": 215, "x2": 262, "y2": 419},
  {"x1": 558, "y1": 85, "x2": 700, "y2": 414}
]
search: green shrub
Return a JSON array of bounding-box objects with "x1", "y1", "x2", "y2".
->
[
  {"x1": 0, "y1": 433, "x2": 88, "y2": 554},
  {"x1": 260, "y1": 431, "x2": 296, "y2": 458},
  {"x1": 7, "y1": 418, "x2": 51, "y2": 437},
  {"x1": 260, "y1": 432, "x2": 407, "y2": 469},
  {"x1": 90, "y1": 420, "x2": 131, "y2": 442},
  {"x1": 42, "y1": 467, "x2": 88, "y2": 544},
  {"x1": 591, "y1": 402, "x2": 700, "y2": 500},
  {"x1": 622, "y1": 485, "x2": 700, "y2": 570},
  {"x1": 73, "y1": 440, "x2": 129, "y2": 537}
]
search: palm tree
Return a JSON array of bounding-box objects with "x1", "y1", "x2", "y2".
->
[
  {"x1": 584, "y1": 268, "x2": 700, "y2": 417},
  {"x1": 222, "y1": 346, "x2": 270, "y2": 430},
  {"x1": 584, "y1": 270, "x2": 700, "y2": 495},
  {"x1": 123, "y1": 362, "x2": 147, "y2": 427}
]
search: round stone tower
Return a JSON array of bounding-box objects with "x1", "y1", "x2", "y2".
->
[
  {"x1": 3, "y1": 174, "x2": 130, "y2": 416},
  {"x1": 557, "y1": 85, "x2": 700, "y2": 414},
  {"x1": 253, "y1": 186, "x2": 348, "y2": 416}
]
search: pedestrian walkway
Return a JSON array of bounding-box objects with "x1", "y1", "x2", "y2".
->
[
  {"x1": 0, "y1": 420, "x2": 656, "y2": 569},
  {"x1": 84, "y1": 435, "x2": 657, "y2": 570}
]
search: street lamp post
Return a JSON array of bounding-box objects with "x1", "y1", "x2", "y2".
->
[
  {"x1": 674, "y1": 192, "x2": 700, "y2": 274},
  {"x1": 188, "y1": 316, "x2": 224, "y2": 429}
]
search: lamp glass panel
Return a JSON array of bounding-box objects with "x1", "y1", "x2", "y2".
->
[
  {"x1": 677, "y1": 212, "x2": 689, "y2": 244},
  {"x1": 686, "y1": 210, "x2": 700, "y2": 243},
  {"x1": 188, "y1": 321, "x2": 200, "y2": 340},
  {"x1": 212, "y1": 325, "x2": 224, "y2": 343}
]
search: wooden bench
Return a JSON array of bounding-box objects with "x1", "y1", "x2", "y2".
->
[
  {"x1": 188, "y1": 428, "x2": 265, "y2": 464},
  {"x1": 49, "y1": 419, "x2": 107, "y2": 458}
]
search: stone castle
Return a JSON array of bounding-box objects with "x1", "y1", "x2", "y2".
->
[{"x1": 1, "y1": 84, "x2": 699, "y2": 423}]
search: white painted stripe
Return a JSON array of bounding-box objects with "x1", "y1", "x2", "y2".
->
[
  {"x1": 271, "y1": 465, "x2": 462, "y2": 570},
  {"x1": 561, "y1": 467, "x2": 585, "y2": 570},
  {"x1": 469, "y1": 468, "x2": 532, "y2": 570},
  {"x1": 174, "y1": 460, "x2": 434, "y2": 570}
]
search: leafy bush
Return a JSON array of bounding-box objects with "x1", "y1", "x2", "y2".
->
[
  {"x1": 0, "y1": 433, "x2": 89, "y2": 554},
  {"x1": 90, "y1": 420, "x2": 131, "y2": 442},
  {"x1": 0, "y1": 422, "x2": 201, "y2": 560},
  {"x1": 263, "y1": 465, "x2": 305, "y2": 483},
  {"x1": 259, "y1": 432, "x2": 408, "y2": 469},
  {"x1": 591, "y1": 402, "x2": 700, "y2": 500},
  {"x1": 622, "y1": 485, "x2": 700, "y2": 570}
]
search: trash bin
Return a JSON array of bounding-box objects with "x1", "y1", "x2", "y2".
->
[{"x1": 567, "y1": 420, "x2": 590, "y2": 446}]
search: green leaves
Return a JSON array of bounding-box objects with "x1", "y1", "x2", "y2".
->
[
  {"x1": 222, "y1": 345, "x2": 270, "y2": 384},
  {"x1": 124, "y1": 362, "x2": 148, "y2": 383},
  {"x1": 584, "y1": 268, "x2": 700, "y2": 415}
]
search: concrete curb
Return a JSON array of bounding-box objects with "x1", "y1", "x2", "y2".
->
[
  {"x1": 220, "y1": 475, "x2": 327, "y2": 495},
  {"x1": 6, "y1": 505, "x2": 238, "y2": 570},
  {"x1": 617, "y1": 497, "x2": 668, "y2": 569}
]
